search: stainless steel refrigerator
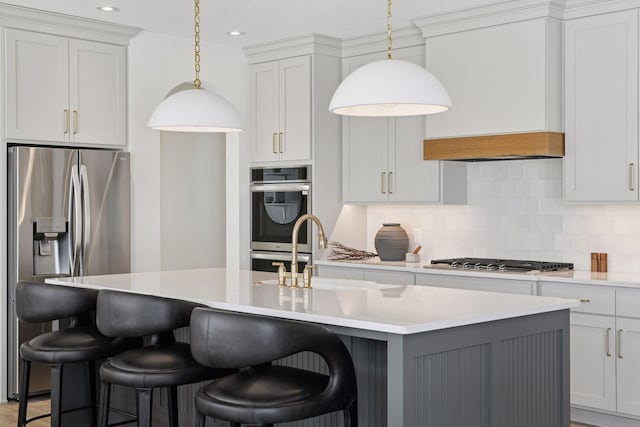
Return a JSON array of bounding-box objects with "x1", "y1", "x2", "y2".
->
[{"x1": 7, "y1": 146, "x2": 130, "y2": 399}]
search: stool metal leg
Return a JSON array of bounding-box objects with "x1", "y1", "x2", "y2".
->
[
  {"x1": 88, "y1": 361, "x2": 97, "y2": 427},
  {"x1": 168, "y1": 386, "x2": 179, "y2": 427},
  {"x1": 50, "y1": 363, "x2": 64, "y2": 427},
  {"x1": 343, "y1": 398, "x2": 358, "y2": 427},
  {"x1": 17, "y1": 359, "x2": 31, "y2": 427},
  {"x1": 136, "y1": 388, "x2": 153, "y2": 427},
  {"x1": 195, "y1": 411, "x2": 205, "y2": 427},
  {"x1": 98, "y1": 381, "x2": 110, "y2": 427}
]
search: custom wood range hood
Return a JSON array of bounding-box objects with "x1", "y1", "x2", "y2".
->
[{"x1": 423, "y1": 131, "x2": 564, "y2": 161}]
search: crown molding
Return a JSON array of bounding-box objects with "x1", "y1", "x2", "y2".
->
[
  {"x1": 341, "y1": 26, "x2": 424, "y2": 58},
  {"x1": 244, "y1": 34, "x2": 342, "y2": 64},
  {"x1": 415, "y1": 0, "x2": 565, "y2": 38},
  {"x1": 563, "y1": 0, "x2": 640, "y2": 19},
  {"x1": 0, "y1": 4, "x2": 140, "y2": 45}
]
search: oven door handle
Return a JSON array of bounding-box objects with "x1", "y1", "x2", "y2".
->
[
  {"x1": 250, "y1": 183, "x2": 311, "y2": 192},
  {"x1": 251, "y1": 252, "x2": 312, "y2": 263}
]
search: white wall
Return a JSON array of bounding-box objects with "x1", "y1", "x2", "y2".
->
[
  {"x1": 160, "y1": 132, "x2": 226, "y2": 270},
  {"x1": 363, "y1": 159, "x2": 640, "y2": 273},
  {"x1": 128, "y1": 30, "x2": 248, "y2": 272}
]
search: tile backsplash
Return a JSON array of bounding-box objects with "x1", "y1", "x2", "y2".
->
[{"x1": 366, "y1": 159, "x2": 640, "y2": 273}]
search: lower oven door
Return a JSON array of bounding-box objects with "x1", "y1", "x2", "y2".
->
[
  {"x1": 251, "y1": 251, "x2": 311, "y2": 273},
  {"x1": 251, "y1": 182, "x2": 311, "y2": 252}
]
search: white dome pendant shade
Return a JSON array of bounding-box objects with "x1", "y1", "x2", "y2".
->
[
  {"x1": 329, "y1": 59, "x2": 452, "y2": 117},
  {"x1": 147, "y1": 0, "x2": 243, "y2": 133},
  {"x1": 148, "y1": 88, "x2": 244, "y2": 132}
]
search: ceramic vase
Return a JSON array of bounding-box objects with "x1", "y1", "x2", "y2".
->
[{"x1": 374, "y1": 223, "x2": 409, "y2": 261}]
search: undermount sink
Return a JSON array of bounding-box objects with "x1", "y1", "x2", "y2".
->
[{"x1": 256, "y1": 277, "x2": 402, "y2": 291}]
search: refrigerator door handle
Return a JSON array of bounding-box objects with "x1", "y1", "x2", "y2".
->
[
  {"x1": 68, "y1": 166, "x2": 82, "y2": 275},
  {"x1": 79, "y1": 164, "x2": 91, "y2": 276}
]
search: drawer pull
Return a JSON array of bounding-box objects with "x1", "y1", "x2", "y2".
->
[
  {"x1": 381, "y1": 172, "x2": 386, "y2": 194},
  {"x1": 272, "y1": 133, "x2": 277, "y2": 154},
  {"x1": 618, "y1": 329, "x2": 623, "y2": 359},
  {"x1": 606, "y1": 328, "x2": 612, "y2": 357},
  {"x1": 579, "y1": 298, "x2": 590, "y2": 303}
]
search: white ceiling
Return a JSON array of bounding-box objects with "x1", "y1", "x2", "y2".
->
[{"x1": 2, "y1": 0, "x2": 498, "y2": 46}]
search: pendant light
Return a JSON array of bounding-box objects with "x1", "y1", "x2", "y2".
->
[
  {"x1": 329, "y1": 0, "x2": 451, "y2": 117},
  {"x1": 148, "y1": 0, "x2": 243, "y2": 132}
]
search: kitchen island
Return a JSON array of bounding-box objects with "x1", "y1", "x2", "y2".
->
[{"x1": 46, "y1": 268, "x2": 579, "y2": 427}]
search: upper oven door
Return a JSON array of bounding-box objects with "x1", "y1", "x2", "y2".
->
[{"x1": 251, "y1": 182, "x2": 311, "y2": 252}]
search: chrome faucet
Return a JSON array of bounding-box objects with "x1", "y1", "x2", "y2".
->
[{"x1": 272, "y1": 214, "x2": 327, "y2": 288}]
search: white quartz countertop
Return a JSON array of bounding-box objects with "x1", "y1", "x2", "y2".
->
[
  {"x1": 316, "y1": 259, "x2": 640, "y2": 288},
  {"x1": 46, "y1": 268, "x2": 578, "y2": 335}
]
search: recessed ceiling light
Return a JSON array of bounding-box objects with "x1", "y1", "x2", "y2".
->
[
  {"x1": 226, "y1": 31, "x2": 245, "y2": 37},
  {"x1": 97, "y1": 6, "x2": 119, "y2": 12}
]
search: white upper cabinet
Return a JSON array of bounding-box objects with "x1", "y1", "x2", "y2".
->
[
  {"x1": 424, "y1": 18, "x2": 562, "y2": 139},
  {"x1": 564, "y1": 10, "x2": 639, "y2": 202},
  {"x1": 250, "y1": 55, "x2": 311, "y2": 162},
  {"x1": 5, "y1": 29, "x2": 69, "y2": 142},
  {"x1": 5, "y1": 28, "x2": 127, "y2": 146},
  {"x1": 69, "y1": 39, "x2": 126, "y2": 146},
  {"x1": 342, "y1": 47, "x2": 466, "y2": 204}
]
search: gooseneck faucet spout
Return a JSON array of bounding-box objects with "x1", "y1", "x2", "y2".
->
[{"x1": 291, "y1": 214, "x2": 327, "y2": 288}]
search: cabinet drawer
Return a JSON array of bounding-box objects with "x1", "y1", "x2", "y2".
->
[
  {"x1": 316, "y1": 265, "x2": 365, "y2": 280},
  {"x1": 616, "y1": 289, "x2": 640, "y2": 319},
  {"x1": 539, "y1": 282, "x2": 614, "y2": 315},
  {"x1": 415, "y1": 273, "x2": 534, "y2": 295},
  {"x1": 363, "y1": 270, "x2": 414, "y2": 285}
]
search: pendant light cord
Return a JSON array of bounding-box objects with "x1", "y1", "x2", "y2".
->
[
  {"x1": 194, "y1": 0, "x2": 201, "y2": 88},
  {"x1": 387, "y1": 0, "x2": 393, "y2": 59}
]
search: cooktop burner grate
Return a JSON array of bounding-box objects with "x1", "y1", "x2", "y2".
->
[{"x1": 430, "y1": 258, "x2": 574, "y2": 272}]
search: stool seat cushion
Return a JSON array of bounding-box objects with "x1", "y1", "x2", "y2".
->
[
  {"x1": 195, "y1": 365, "x2": 330, "y2": 423},
  {"x1": 20, "y1": 326, "x2": 136, "y2": 364},
  {"x1": 100, "y1": 342, "x2": 228, "y2": 388}
]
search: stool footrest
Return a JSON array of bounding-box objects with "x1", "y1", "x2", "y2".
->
[{"x1": 25, "y1": 403, "x2": 95, "y2": 424}]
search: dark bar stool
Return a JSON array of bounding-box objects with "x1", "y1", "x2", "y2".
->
[
  {"x1": 96, "y1": 291, "x2": 233, "y2": 427},
  {"x1": 15, "y1": 281, "x2": 140, "y2": 427},
  {"x1": 190, "y1": 308, "x2": 358, "y2": 427}
]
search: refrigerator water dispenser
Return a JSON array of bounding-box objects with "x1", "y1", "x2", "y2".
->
[{"x1": 32, "y1": 217, "x2": 70, "y2": 276}]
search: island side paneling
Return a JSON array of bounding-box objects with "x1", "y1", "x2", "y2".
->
[{"x1": 142, "y1": 310, "x2": 568, "y2": 427}]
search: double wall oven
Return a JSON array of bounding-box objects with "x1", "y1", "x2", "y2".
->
[{"x1": 250, "y1": 166, "x2": 312, "y2": 272}]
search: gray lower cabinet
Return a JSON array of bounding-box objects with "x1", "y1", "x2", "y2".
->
[
  {"x1": 414, "y1": 272, "x2": 535, "y2": 295},
  {"x1": 317, "y1": 265, "x2": 415, "y2": 285},
  {"x1": 541, "y1": 281, "x2": 640, "y2": 422}
]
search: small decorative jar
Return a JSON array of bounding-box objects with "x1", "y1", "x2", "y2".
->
[{"x1": 374, "y1": 223, "x2": 409, "y2": 261}]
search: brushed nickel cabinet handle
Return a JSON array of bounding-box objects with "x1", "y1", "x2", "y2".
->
[
  {"x1": 272, "y1": 133, "x2": 277, "y2": 154},
  {"x1": 73, "y1": 110, "x2": 78, "y2": 135},
  {"x1": 606, "y1": 328, "x2": 611, "y2": 357},
  {"x1": 630, "y1": 163, "x2": 635, "y2": 191},
  {"x1": 580, "y1": 298, "x2": 590, "y2": 303},
  {"x1": 279, "y1": 132, "x2": 284, "y2": 153},
  {"x1": 63, "y1": 109, "x2": 69, "y2": 134},
  {"x1": 618, "y1": 329, "x2": 623, "y2": 359},
  {"x1": 381, "y1": 172, "x2": 386, "y2": 194},
  {"x1": 388, "y1": 171, "x2": 393, "y2": 194}
]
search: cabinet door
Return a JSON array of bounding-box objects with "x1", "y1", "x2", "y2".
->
[
  {"x1": 69, "y1": 40, "x2": 126, "y2": 146},
  {"x1": 569, "y1": 313, "x2": 616, "y2": 411},
  {"x1": 279, "y1": 56, "x2": 311, "y2": 161},
  {"x1": 564, "y1": 10, "x2": 639, "y2": 201},
  {"x1": 616, "y1": 317, "x2": 640, "y2": 416},
  {"x1": 389, "y1": 117, "x2": 441, "y2": 202},
  {"x1": 250, "y1": 61, "x2": 280, "y2": 162},
  {"x1": 5, "y1": 29, "x2": 69, "y2": 142}
]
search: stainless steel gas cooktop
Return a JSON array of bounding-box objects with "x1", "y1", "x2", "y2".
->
[{"x1": 429, "y1": 257, "x2": 574, "y2": 272}]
